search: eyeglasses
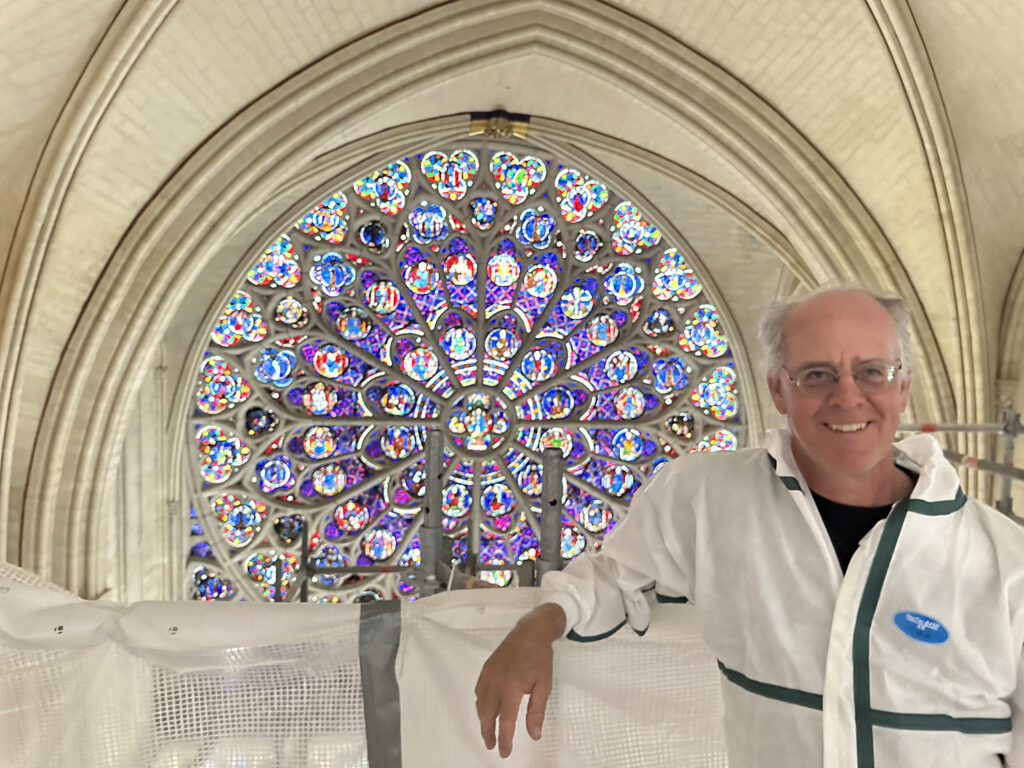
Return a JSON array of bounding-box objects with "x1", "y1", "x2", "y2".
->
[{"x1": 780, "y1": 360, "x2": 902, "y2": 397}]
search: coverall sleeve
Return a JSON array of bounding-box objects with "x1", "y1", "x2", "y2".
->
[
  {"x1": 1006, "y1": 646, "x2": 1024, "y2": 767},
  {"x1": 540, "y1": 457, "x2": 698, "y2": 640}
]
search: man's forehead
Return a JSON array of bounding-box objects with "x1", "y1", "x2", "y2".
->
[{"x1": 782, "y1": 294, "x2": 899, "y2": 354}]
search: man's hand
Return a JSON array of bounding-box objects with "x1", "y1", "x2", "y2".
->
[{"x1": 475, "y1": 602, "x2": 567, "y2": 758}]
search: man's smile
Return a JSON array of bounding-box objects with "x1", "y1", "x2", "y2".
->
[{"x1": 825, "y1": 422, "x2": 869, "y2": 433}]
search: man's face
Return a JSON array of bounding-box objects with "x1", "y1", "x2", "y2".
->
[{"x1": 766, "y1": 292, "x2": 911, "y2": 481}]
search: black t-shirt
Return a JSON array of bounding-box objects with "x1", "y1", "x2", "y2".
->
[{"x1": 810, "y1": 491, "x2": 893, "y2": 574}]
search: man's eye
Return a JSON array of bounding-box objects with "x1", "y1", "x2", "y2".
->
[
  {"x1": 857, "y1": 366, "x2": 887, "y2": 382},
  {"x1": 801, "y1": 369, "x2": 832, "y2": 383}
]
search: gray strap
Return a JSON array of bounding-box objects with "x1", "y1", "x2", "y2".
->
[{"x1": 359, "y1": 599, "x2": 402, "y2": 768}]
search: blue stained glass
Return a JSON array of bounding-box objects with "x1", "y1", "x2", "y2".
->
[
  {"x1": 511, "y1": 524, "x2": 539, "y2": 564},
  {"x1": 191, "y1": 142, "x2": 745, "y2": 601},
  {"x1": 358, "y1": 221, "x2": 390, "y2": 252},
  {"x1": 257, "y1": 457, "x2": 295, "y2": 494},
  {"x1": 441, "y1": 326, "x2": 476, "y2": 361},
  {"x1": 603, "y1": 264, "x2": 645, "y2": 305},
  {"x1": 254, "y1": 349, "x2": 297, "y2": 387},
  {"x1": 190, "y1": 541, "x2": 212, "y2": 558},
  {"x1": 653, "y1": 358, "x2": 689, "y2": 393},
  {"x1": 481, "y1": 483, "x2": 516, "y2": 516},
  {"x1": 541, "y1": 386, "x2": 575, "y2": 418},
  {"x1": 484, "y1": 328, "x2": 520, "y2": 360},
  {"x1": 516, "y1": 210, "x2": 556, "y2": 249},
  {"x1": 520, "y1": 348, "x2": 557, "y2": 384},
  {"x1": 611, "y1": 428, "x2": 644, "y2": 461},
  {"x1": 362, "y1": 528, "x2": 398, "y2": 561},
  {"x1": 561, "y1": 527, "x2": 586, "y2": 559},
  {"x1": 274, "y1": 515, "x2": 304, "y2": 544},
  {"x1": 443, "y1": 483, "x2": 472, "y2": 517},
  {"x1": 574, "y1": 229, "x2": 602, "y2": 262},
  {"x1": 335, "y1": 306, "x2": 373, "y2": 341},
  {"x1": 245, "y1": 407, "x2": 279, "y2": 436},
  {"x1": 471, "y1": 197, "x2": 498, "y2": 229},
  {"x1": 404, "y1": 260, "x2": 439, "y2": 294},
  {"x1": 643, "y1": 308, "x2": 675, "y2": 337},
  {"x1": 310, "y1": 253, "x2": 356, "y2": 296},
  {"x1": 381, "y1": 383, "x2": 416, "y2": 416},
  {"x1": 409, "y1": 204, "x2": 449, "y2": 244}
]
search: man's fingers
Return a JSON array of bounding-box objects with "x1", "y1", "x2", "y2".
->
[
  {"x1": 525, "y1": 676, "x2": 552, "y2": 741},
  {"x1": 475, "y1": 685, "x2": 499, "y2": 750},
  {"x1": 497, "y1": 699, "x2": 523, "y2": 759}
]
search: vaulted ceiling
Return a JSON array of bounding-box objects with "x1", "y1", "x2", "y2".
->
[{"x1": 2, "y1": 0, "x2": 1023, "y2": 596}]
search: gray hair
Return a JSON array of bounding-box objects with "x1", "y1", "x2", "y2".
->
[{"x1": 757, "y1": 284, "x2": 913, "y2": 376}]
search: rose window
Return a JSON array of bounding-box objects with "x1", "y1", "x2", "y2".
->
[{"x1": 187, "y1": 142, "x2": 744, "y2": 602}]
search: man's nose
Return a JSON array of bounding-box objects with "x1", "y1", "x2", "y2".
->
[{"x1": 827, "y1": 372, "x2": 866, "y2": 406}]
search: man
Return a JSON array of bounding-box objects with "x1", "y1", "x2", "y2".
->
[{"x1": 475, "y1": 288, "x2": 1024, "y2": 766}]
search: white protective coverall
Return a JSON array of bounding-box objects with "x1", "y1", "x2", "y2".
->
[{"x1": 543, "y1": 430, "x2": 1024, "y2": 767}]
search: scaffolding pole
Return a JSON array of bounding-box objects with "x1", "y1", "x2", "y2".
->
[
  {"x1": 536, "y1": 447, "x2": 564, "y2": 584},
  {"x1": 900, "y1": 410, "x2": 1022, "y2": 517},
  {"x1": 420, "y1": 428, "x2": 445, "y2": 596}
]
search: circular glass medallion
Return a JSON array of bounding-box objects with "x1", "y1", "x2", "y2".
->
[
  {"x1": 443, "y1": 483, "x2": 472, "y2": 517},
  {"x1": 604, "y1": 350, "x2": 638, "y2": 384},
  {"x1": 441, "y1": 326, "x2": 476, "y2": 361},
  {"x1": 579, "y1": 499, "x2": 612, "y2": 533},
  {"x1": 574, "y1": 229, "x2": 602, "y2": 262},
  {"x1": 522, "y1": 265, "x2": 558, "y2": 298},
  {"x1": 471, "y1": 197, "x2": 498, "y2": 229},
  {"x1": 487, "y1": 250, "x2": 521, "y2": 286},
  {"x1": 604, "y1": 264, "x2": 645, "y2": 305},
  {"x1": 613, "y1": 387, "x2": 646, "y2": 419},
  {"x1": 365, "y1": 280, "x2": 401, "y2": 315},
  {"x1": 445, "y1": 392, "x2": 510, "y2": 452},
  {"x1": 335, "y1": 500, "x2": 369, "y2": 533},
  {"x1": 275, "y1": 296, "x2": 308, "y2": 328},
  {"x1": 585, "y1": 314, "x2": 619, "y2": 347},
  {"x1": 303, "y1": 382, "x2": 339, "y2": 416},
  {"x1": 381, "y1": 425, "x2": 416, "y2": 460},
  {"x1": 358, "y1": 221, "x2": 389, "y2": 252},
  {"x1": 401, "y1": 348, "x2": 439, "y2": 381},
  {"x1": 381, "y1": 382, "x2": 416, "y2": 416},
  {"x1": 541, "y1": 386, "x2": 574, "y2": 418},
  {"x1": 403, "y1": 261, "x2": 439, "y2": 294},
  {"x1": 481, "y1": 483, "x2": 516, "y2": 517},
  {"x1": 539, "y1": 427, "x2": 573, "y2": 457},
  {"x1": 336, "y1": 307, "x2": 372, "y2": 340},
  {"x1": 560, "y1": 286, "x2": 594, "y2": 320},
  {"x1": 612, "y1": 428, "x2": 644, "y2": 461},
  {"x1": 313, "y1": 463, "x2": 346, "y2": 496},
  {"x1": 601, "y1": 465, "x2": 635, "y2": 496},
  {"x1": 484, "y1": 328, "x2": 521, "y2": 360},
  {"x1": 653, "y1": 358, "x2": 689, "y2": 393},
  {"x1": 303, "y1": 426, "x2": 337, "y2": 459},
  {"x1": 521, "y1": 348, "x2": 556, "y2": 383},
  {"x1": 561, "y1": 528, "x2": 586, "y2": 559},
  {"x1": 444, "y1": 252, "x2": 476, "y2": 285},
  {"x1": 313, "y1": 344, "x2": 347, "y2": 379},
  {"x1": 362, "y1": 528, "x2": 397, "y2": 561}
]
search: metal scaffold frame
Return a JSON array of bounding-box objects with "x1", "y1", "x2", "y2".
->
[{"x1": 900, "y1": 410, "x2": 1023, "y2": 517}]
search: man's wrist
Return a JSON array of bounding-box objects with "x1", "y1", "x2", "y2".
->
[{"x1": 517, "y1": 602, "x2": 567, "y2": 642}]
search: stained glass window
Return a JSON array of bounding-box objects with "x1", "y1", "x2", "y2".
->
[{"x1": 187, "y1": 142, "x2": 744, "y2": 602}]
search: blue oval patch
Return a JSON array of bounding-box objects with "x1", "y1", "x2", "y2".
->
[{"x1": 893, "y1": 611, "x2": 949, "y2": 644}]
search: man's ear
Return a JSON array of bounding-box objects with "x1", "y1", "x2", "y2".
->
[{"x1": 767, "y1": 373, "x2": 788, "y2": 415}]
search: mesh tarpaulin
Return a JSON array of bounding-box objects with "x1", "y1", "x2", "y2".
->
[{"x1": 0, "y1": 564, "x2": 727, "y2": 767}]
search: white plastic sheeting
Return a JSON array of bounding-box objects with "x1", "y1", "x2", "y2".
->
[{"x1": 0, "y1": 563, "x2": 728, "y2": 767}]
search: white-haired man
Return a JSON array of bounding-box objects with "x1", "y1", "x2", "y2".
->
[{"x1": 475, "y1": 288, "x2": 1024, "y2": 767}]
